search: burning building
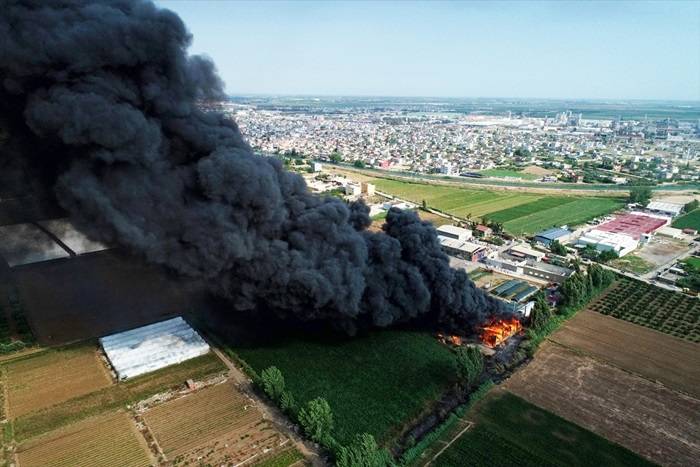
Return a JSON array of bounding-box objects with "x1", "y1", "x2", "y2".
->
[{"x1": 479, "y1": 318, "x2": 523, "y2": 348}]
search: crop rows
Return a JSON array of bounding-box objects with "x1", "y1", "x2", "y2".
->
[
  {"x1": 672, "y1": 209, "x2": 700, "y2": 231},
  {"x1": 144, "y1": 382, "x2": 264, "y2": 458},
  {"x1": 4, "y1": 345, "x2": 112, "y2": 418},
  {"x1": 588, "y1": 278, "x2": 699, "y2": 342},
  {"x1": 16, "y1": 411, "x2": 150, "y2": 467}
]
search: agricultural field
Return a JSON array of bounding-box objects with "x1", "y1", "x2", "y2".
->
[
  {"x1": 143, "y1": 381, "x2": 288, "y2": 465},
  {"x1": 230, "y1": 330, "x2": 457, "y2": 445},
  {"x1": 2, "y1": 344, "x2": 112, "y2": 418},
  {"x1": 550, "y1": 310, "x2": 700, "y2": 397},
  {"x1": 672, "y1": 208, "x2": 700, "y2": 231},
  {"x1": 506, "y1": 342, "x2": 700, "y2": 466},
  {"x1": 431, "y1": 390, "x2": 652, "y2": 467},
  {"x1": 16, "y1": 411, "x2": 152, "y2": 467},
  {"x1": 587, "y1": 277, "x2": 699, "y2": 342},
  {"x1": 12, "y1": 352, "x2": 226, "y2": 442},
  {"x1": 369, "y1": 178, "x2": 623, "y2": 234}
]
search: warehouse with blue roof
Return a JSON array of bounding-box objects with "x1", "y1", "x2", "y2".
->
[{"x1": 534, "y1": 227, "x2": 572, "y2": 246}]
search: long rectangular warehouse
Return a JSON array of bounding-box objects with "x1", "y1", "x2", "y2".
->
[{"x1": 100, "y1": 317, "x2": 210, "y2": 380}]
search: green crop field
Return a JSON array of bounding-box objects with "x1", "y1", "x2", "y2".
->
[
  {"x1": 672, "y1": 209, "x2": 700, "y2": 231},
  {"x1": 682, "y1": 256, "x2": 700, "y2": 272},
  {"x1": 371, "y1": 178, "x2": 623, "y2": 234},
  {"x1": 433, "y1": 391, "x2": 653, "y2": 467},
  {"x1": 229, "y1": 331, "x2": 456, "y2": 445},
  {"x1": 588, "y1": 277, "x2": 700, "y2": 342},
  {"x1": 478, "y1": 169, "x2": 539, "y2": 180}
]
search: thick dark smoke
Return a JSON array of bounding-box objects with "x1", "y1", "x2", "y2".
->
[{"x1": 0, "y1": 0, "x2": 507, "y2": 332}]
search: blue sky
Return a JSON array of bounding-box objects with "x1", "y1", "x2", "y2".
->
[{"x1": 159, "y1": 1, "x2": 700, "y2": 100}]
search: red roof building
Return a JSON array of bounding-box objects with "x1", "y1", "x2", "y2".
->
[{"x1": 596, "y1": 213, "x2": 668, "y2": 240}]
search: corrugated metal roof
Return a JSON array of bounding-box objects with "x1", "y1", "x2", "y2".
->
[{"x1": 100, "y1": 317, "x2": 210, "y2": 380}]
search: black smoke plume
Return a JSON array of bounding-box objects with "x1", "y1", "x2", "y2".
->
[{"x1": 0, "y1": 0, "x2": 507, "y2": 333}]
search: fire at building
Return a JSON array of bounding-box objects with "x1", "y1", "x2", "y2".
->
[{"x1": 479, "y1": 318, "x2": 523, "y2": 348}]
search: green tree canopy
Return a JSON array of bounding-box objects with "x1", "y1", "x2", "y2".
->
[
  {"x1": 335, "y1": 433, "x2": 394, "y2": 467},
  {"x1": 260, "y1": 366, "x2": 286, "y2": 402},
  {"x1": 298, "y1": 397, "x2": 334, "y2": 444},
  {"x1": 628, "y1": 186, "x2": 652, "y2": 206}
]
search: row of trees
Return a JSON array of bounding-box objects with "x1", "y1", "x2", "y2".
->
[
  {"x1": 559, "y1": 264, "x2": 617, "y2": 308},
  {"x1": 259, "y1": 366, "x2": 392, "y2": 466}
]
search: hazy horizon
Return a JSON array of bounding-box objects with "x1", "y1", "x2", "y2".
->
[{"x1": 160, "y1": 0, "x2": 699, "y2": 101}]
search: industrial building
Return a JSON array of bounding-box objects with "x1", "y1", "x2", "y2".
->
[
  {"x1": 534, "y1": 227, "x2": 572, "y2": 246},
  {"x1": 646, "y1": 201, "x2": 684, "y2": 218},
  {"x1": 437, "y1": 224, "x2": 472, "y2": 242},
  {"x1": 438, "y1": 237, "x2": 489, "y2": 262},
  {"x1": 38, "y1": 218, "x2": 109, "y2": 255},
  {"x1": 0, "y1": 223, "x2": 71, "y2": 267},
  {"x1": 100, "y1": 317, "x2": 210, "y2": 380},
  {"x1": 576, "y1": 229, "x2": 639, "y2": 257},
  {"x1": 595, "y1": 212, "x2": 668, "y2": 240},
  {"x1": 505, "y1": 244, "x2": 546, "y2": 262},
  {"x1": 485, "y1": 256, "x2": 573, "y2": 284}
]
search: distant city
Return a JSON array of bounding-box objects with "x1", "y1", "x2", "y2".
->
[{"x1": 208, "y1": 96, "x2": 700, "y2": 185}]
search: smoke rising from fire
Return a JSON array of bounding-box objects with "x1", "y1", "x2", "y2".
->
[{"x1": 0, "y1": 0, "x2": 507, "y2": 332}]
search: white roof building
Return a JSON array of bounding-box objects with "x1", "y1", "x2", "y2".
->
[
  {"x1": 437, "y1": 224, "x2": 472, "y2": 242},
  {"x1": 100, "y1": 317, "x2": 210, "y2": 380},
  {"x1": 647, "y1": 201, "x2": 684, "y2": 217},
  {"x1": 577, "y1": 229, "x2": 639, "y2": 257}
]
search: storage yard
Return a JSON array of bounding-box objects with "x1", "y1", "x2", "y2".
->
[{"x1": 505, "y1": 342, "x2": 700, "y2": 467}]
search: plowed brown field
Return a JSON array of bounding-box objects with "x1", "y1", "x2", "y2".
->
[
  {"x1": 144, "y1": 382, "x2": 288, "y2": 465},
  {"x1": 505, "y1": 342, "x2": 700, "y2": 467},
  {"x1": 4, "y1": 345, "x2": 112, "y2": 418},
  {"x1": 16, "y1": 411, "x2": 152, "y2": 467},
  {"x1": 550, "y1": 310, "x2": 700, "y2": 397}
]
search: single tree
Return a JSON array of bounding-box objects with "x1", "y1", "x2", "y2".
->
[
  {"x1": 260, "y1": 366, "x2": 285, "y2": 402},
  {"x1": 628, "y1": 186, "x2": 652, "y2": 206},
  {"x1": 549, "y1": 240, "x2": 568, "y2": 256},
  {"x1": 298, "y1": 397, "x2": 334, "y2": 444}
]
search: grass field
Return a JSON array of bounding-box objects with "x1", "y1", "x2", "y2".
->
[
  {"x1": 588, "y1": 277, "x2": 699, "y2": 342},
  {"x1": 3, "y1": 345, "x2": 112, "y2": 418},
  {"x1": 144, "y1": 381, "x2": 286, "y2": 465},
  {"x1": 672, "y1": 209, "x2": 700, "y2": 231},
  {"x1": 370, "y1": 179, "x2": 623, "y2": 234},
  {"x1": 506, "y1": 342, "x2": 699, "y2": 466},
  {"x1": 682, "y1": 256, "x2": 700, "y2": 271},
  {"x1": 478, "y1": 169, "x2": 539, "y2": 180},
  {"x1": 16, "y1": 411, "x2": 152, "y2": 467},
  {"x1": 12, "y1": 352, "x2": 226, "y2": 442},
  {"x1": 433, "y1": 390, "x2": 652, "y2": 467},
  {"x1": 230, "y1": 331, "x2": 456, "y2": 445},
  {"x1": 608, "y1": 255, "x2": 655, "y2": 275}
]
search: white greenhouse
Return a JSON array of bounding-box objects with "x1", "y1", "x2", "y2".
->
[{"x1": 100, "y1": 317, "x2": 210, "y2": 380}]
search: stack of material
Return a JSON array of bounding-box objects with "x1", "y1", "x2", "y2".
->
[{"x1": 100, "y1": 317, "x2": 210, "y2": 380}]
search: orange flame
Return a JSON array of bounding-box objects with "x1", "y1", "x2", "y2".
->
[
  {"x1": 480, "y1": 317, "x2": 522, "y2": 348},
  {"x1": 436, "y1": 333, "x2": 463, "y2": 346}
]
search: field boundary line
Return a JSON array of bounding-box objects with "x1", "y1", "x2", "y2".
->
[{"x1": 425, "y1": 420, "x2": 474, "y2": 466}]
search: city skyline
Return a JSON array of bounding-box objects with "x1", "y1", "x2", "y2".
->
[{"x1": 160, "y1": 0, "x2": 700, "y2": 101}]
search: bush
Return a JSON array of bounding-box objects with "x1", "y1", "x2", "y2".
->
[{"x1": 298, "y1": 397, "x2": 334, "y2": 445}]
